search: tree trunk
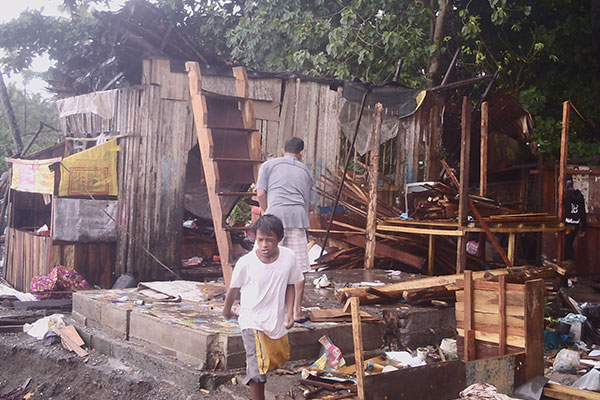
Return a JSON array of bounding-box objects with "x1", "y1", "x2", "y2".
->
[
  {"x1": 427, "y1": 0, "x2": 450, "y2": 86},
  {"x1": 0, "y1": 71, "x2": 23, "y2": 155}
]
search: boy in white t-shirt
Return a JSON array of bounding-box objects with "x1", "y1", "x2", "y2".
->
[{"x1": 223, "y1": 214, "x2": 304, "y2": 400}]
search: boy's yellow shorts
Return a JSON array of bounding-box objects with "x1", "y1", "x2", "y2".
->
[{"x1": 241, "y1": 329, "x2": 290, "y2": 384}]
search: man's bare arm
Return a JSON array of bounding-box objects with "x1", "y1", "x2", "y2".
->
[
  {"x1": 257, "y1": 188, "x2": 268, "y2": 212},
  {"x1": 284, "y1": 284, "x2": 295, "y2": 329},
  {"x1": 223, "y1": 287, "x2": 240, "y2": 319}
]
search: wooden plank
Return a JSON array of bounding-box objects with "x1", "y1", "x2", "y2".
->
[
  {"x1": 507, "y1": 233, "x2": 516, "y2": 264},
  {"x1": 336, "y1": 268, "x2": 509, "y2": 304},
  {"x1": 350, "y1": 297, "x2": 365, "y2": 400},
  {"x1": 480, "y1": 101, "x2": 488, "y2": 197},
  {"x1": 377, "y1": 224, "x2": 465, "y2": 236},
  {"x1": 455, "y1": 297, "x2": 525, "y2": 317},
  {"x1": 14, "y1": 299, "x2": 72, "y2": 310},
  {"x1": 457, "y1": 329, "x2": 525, "y2": 348},
  {"x1": 543, "y1": 383, "x2": 600, "y2": 400},
  {"x1": 456, "y1": 321, "x2": 524, "y2": 337},
  {"x1": 455, "y1": 309, "x2": 525, "y2": 328},
  {"x1": 524, "y1": 279, "x2": 544, "y2": 381},
  {"x1": 455, "y1": 279, "x2": 524, "y2": 293},
  {"x1": 428, "y1": 235, "x2": 435, "y2": 275},
  {"x1": 557, "y1": 101, "x2": 570, "y2": 262},
  {"x1": 364, "y1": 104, "x2": 384, "y2": 270},
  {"x1": 498, "y1": 275, "x2": 507, "y2": 356},
  {"x1": 457, "y1": 96, "x2": 471, "y2": 273},
  {"x1": 52, "y1": 327, "x2": 88, "y2": 357},
  {"x1": 455, "y1": 289, "x2": 524, "y2": 308},
  {"x1": 464, "y1": 270, "x2": 474, "y2": 361}
]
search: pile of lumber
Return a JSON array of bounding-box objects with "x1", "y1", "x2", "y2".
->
[{"x1": 313, "y1": 169, "x2": 487, "y2": 273}]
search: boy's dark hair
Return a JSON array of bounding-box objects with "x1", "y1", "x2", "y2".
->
[
  {"x1": 250, "y1": 214, "x2": 284, "y2": 240},
  {"x1": 284, "y1": 137, "x2": 304, "y2": 154}
]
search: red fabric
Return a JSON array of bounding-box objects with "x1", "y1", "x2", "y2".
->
[{"x1": 30, "y1": 265, "x2": 92, "y2": 299}]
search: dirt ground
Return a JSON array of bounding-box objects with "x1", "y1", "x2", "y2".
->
[{"x1": 0, "y1": 306, "x2": 314, "y2": 400}]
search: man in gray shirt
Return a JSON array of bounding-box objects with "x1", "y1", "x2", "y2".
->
[{"x1": 256, "y1": 137, "x2": 318, "y2": 322}]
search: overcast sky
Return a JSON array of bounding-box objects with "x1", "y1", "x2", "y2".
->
[{"x1": 2, "y1": 0, "x2": 127, "y2": 96}]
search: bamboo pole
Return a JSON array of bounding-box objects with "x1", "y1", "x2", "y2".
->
[{"x1": 364, "y1": 103, "x2": 384, "y2": 270}]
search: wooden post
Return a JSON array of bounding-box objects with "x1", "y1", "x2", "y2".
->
[
  {"x1": 350, "y1": 297, "x2": 365, "y2": 400},
  {"x1": 364, "y1": 103, "x2": 384, "y2": 270},
  {"x1": 464, "y1": 270, "x2": 475, "y2": 361},
  {"x1": 478, "y1": 102, "x2": 488, "y2": 259},
  {"x1": 557, "y1": 101, "x2": 570, "y2": 262},
  {"x1": 456, "y1": 96, "x2": 471, "y2": 273},
  {"x1": 441, "y1": 159, "x2": 514, "y2": 269},
  {"x1": 524, "y1": 279, "x2": 545, "y2": 380},
  {"x1": 428, "y1": 235, "x2": 435, "y2": 275},
  {"x1": 480, "y1": 101, "x2": 488, "y2": 197},
  {"x1": 498, "y1": 275, "x2": 507, "y2": 356},
  {"x1": 507, "y1": 232, "x2": 516, "y2": 264}
]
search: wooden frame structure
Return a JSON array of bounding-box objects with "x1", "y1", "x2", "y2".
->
[
  {"x1": 186, "y1": 62, "x2": 262, "y2": 287},
  {"x1": 455, "y1": 271, "x2": 544, "y2": 381}
]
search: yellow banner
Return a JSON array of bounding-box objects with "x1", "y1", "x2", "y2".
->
[
  {"x1": 10, "y1": 159, "x2": 57, "y2": 194},
  {"x1": 58, "y1": 139, "x2": 119, "y2": 197}
]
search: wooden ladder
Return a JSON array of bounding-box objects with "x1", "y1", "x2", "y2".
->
[{"x1": 186, "y1": 62, "x2": 262, "y2": 287}]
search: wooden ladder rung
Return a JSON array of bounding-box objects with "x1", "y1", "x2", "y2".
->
[
  {"x1": 217, "y1": 192, "x2": 257, "y2": 196},
  {"x1": 212, "y1": 158, "x2": 263, "y2": 163},
  {"x1": 199, "y1": 89, "x2": 248, "y2": 102},
  {"x1": 206, "y1": 125, "x2": 258, "y2": 133}
]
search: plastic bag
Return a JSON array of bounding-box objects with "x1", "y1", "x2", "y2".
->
[
  {"x1": 310, "y1": 336, "x2": 345, "y2": 370},
  {"x1": 553, "y1": 348, "x2": 580, "y2": 372}
]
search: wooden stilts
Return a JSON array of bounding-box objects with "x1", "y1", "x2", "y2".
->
[
  {"x1": 428, "y1": 235, "x2": 435, "y2": 275},
  {"x1": 464, "y1": 270, "x2": 475, "y2": 361},
  {"x1": 498, "y1": 275, "x2": 507, "y2": 356},
  {"x1": 456, "y1": 96, "x2": 471, "y2": 273},
  {"x1": 557, "y1": 101, "x2": 570, "y2": 262},
  {"x1": 364, "y1": 103, "x2": 384, "y2": 270},
  {"x1": 350, "y1": 297, "x2": 365, "y2": 400},
  {"x1": 478, "y1": 102, "x2": 488, "y2": 259}
]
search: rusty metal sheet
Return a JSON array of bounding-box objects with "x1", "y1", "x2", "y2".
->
[
  {"x1": 465, "y1": 354, "x2": 515, "y2": 395},
  {"x1": 363, "y1": 360, "x2": 466, "y2": 400}
]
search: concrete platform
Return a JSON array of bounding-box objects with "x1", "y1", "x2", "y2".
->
[{"x1": 72, "y1": 269, "x2": 456, "y2": 372}]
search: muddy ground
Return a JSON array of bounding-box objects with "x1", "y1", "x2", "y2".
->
[{"x1": 0, "y1": 306, "x2": 310, "y2": 400}]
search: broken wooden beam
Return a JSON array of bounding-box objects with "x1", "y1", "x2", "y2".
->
[{"x1": 335, "y1": 268, "x2": 510, "y2": 304}]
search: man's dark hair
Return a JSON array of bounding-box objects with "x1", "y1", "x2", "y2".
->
[
  {"x1": 284, "y1": 137, "x2": 304, "y2": 154},
  {"x1": 250, "y1": 214, "x2": 284, "y2": 240}
]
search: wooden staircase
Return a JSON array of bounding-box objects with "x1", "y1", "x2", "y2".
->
[{"x1": 186, "y1": 62, "x2": 262, "y2": 287}]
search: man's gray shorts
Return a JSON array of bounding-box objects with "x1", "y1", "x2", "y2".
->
[{"x1": 241, "y1": 329, "x2": 267, "y2": 384}]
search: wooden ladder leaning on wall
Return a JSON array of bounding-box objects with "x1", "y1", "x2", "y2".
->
[{"x1": 185, "y1": 62, "x2": 262, "y2": 288}]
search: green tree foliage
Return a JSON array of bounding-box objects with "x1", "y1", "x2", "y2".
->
[
  {"x1": 450, "y1": 0, "x2": 599, "y2": 161},
  {"x1": 0, "y1": 82, "x2": 60, "y2": 173},
  {"x1": 0, "y1": 0, "x2": 597, "y2": 161}
]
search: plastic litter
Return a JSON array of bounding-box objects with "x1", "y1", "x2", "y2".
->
[
  {"x1": 573, "y1": 368, "x2": 600, "y2": 391},
  {"x1": 313, "y1": 274, "x2": 331, "y2": 289},
  {"x1": 553, "y1": 348, "x2": 581, "y2": 372},
  {"x1": 558, "y1": 313, "x2": 587, "y2": 324},
  {"x1": 310, "y1": 336, "x2": 346, "y2": 370},
  {"x1": 24, "y1": 314, "x2": 65, "y2": 340},
  {"x1": 440, "y1": 338, "x2": 458, "y2": 358}
]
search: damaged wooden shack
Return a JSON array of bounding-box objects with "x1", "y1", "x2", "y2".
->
[{"x1": 2, "y1": 1, "x2": 598, "y2": 399}]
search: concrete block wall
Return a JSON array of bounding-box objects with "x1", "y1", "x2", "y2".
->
[{"x1": 382, "y1": 306, "x2": 457, "y2": 349}]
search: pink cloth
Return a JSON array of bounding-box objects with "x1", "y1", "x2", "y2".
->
[{"x1": 30, "y1": 265, "x2": 92, "y2": 299}]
